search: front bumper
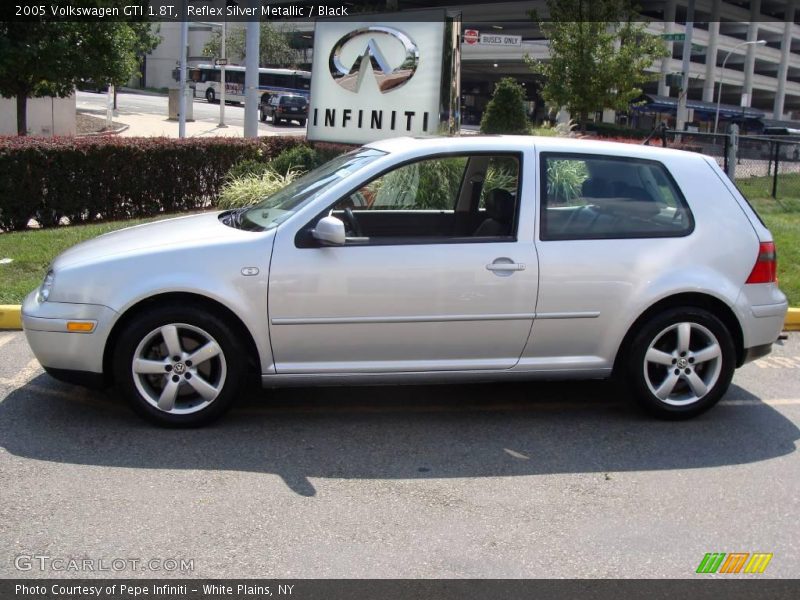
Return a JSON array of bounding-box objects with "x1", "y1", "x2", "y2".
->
[{"x1": 22, "y1": 291, "x2": 117, "y2": 379}]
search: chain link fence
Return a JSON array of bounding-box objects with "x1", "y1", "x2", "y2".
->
[{"x1": 654, "y1": 129, "x2": 800, "y2": 200}]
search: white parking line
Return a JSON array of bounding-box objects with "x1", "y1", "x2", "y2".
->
[
  {"x1": 753, "y1": 356, "x2": 800, "y2": 368},
  {"x1": 0, "y1": 359, "x2": 42, "y2": 387},
  {"x1": 0, "y1": 334, "x2": 17, "y2": 351},
  {"x1": 720, "y1": 399, "x2": 800, "y2": 406}
]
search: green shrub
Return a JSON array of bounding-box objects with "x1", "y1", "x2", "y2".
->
[
  {"x1": 531, "y1": 123, "x2": 560, "y2": 137},
  {"x1": 585, "y1": 122, "x2": 651, "y2": 139},
  {"x1": 269, "y1": 145, "x2": 321, "y2": 175},
  {"x1": 480, "y1": 78, "x2": 531, "y2": 135},
  {"x1": 0, "y1": 137, "x2": 354, "y2": 231},
  {"x1": 225, "y1": 158, "x2": 274, "y2": 180},
  {"x1": 546, "y1": 159, "x2": 589, "y2": 204},
  {"x1": 218, "y1": 170, "x2": 299, "y2": 209}
]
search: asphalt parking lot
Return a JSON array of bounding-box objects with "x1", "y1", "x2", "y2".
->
[{"x1": 0, "y1": 330, "x2": 798, "y2": 578}]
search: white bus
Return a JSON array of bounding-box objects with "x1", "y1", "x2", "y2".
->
[{"x1": 189, "y1": 64, "x2": 311, "y2": 105}]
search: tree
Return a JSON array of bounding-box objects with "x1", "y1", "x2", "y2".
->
[
  {"x1": 0, "y1": 22, "x2": 159, "y2": 135},
  {"x1": 203, "y1": 23, "x2": 298, "y2": 68},
  {"x1": 480, "y1": 78, "x2": 530, "y2": 134},
  {"x1": 528, "y1": 0, "x2": 667, "y2": 131}
]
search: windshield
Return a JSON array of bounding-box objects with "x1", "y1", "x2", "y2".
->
[{"x1": 237, "y1": 148, "x2": 386, "y2": 231}]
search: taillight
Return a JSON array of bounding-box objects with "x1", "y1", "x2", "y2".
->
[{"x1": 746, "y1": 241, "x2": 777, "y2": 284}]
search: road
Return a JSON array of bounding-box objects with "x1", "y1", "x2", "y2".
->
[
  {"x1": 76, "y1": 90, "x2": 306, "y2": 136},
  {"x1": 0, "y1": 330, "x2": 798, "y2": 578}
]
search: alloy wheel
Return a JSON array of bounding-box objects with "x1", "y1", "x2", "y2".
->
[
  {"x1": 643, "y1": 321, "x2": 723, "y2": 406},
  {"x1": 131, "y1": 323, "x2": 227, "y2": 415}
]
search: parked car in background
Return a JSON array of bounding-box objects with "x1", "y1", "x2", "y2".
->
[
  {"x1": 76, "y1": 78, "x2": 109, "y2": 93},
  {"x1": 259, "y1": 93, "x2": 308, "y2": 126},
  {"x1": 22, "y1": 136, "x2": 788, "y2": 427}
]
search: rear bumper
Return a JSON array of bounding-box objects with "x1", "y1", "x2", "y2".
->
[
  {"x1": 736, "y1": 284, "x2": 789, "y2": 350},
  {"x1": 21, "y1": 291, "x2": 117, "y2": 378}
]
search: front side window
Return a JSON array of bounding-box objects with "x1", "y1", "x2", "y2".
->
[
  {"x1": 347, "y1": 156, "x2": 468, "y2": 211},
  {"x1": 236, "y1": 148, "x2": 386, "y2": 231},
  {"x1": 320, "y1": 153, "x2": 521, "y2": 244},
  {"x1": 540, "y1": 153, "x2": 693, "y2": 240}
]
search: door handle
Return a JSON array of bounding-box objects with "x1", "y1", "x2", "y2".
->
[{"x1": 486, "y1": 260, "x2": 526, "y2": 273}]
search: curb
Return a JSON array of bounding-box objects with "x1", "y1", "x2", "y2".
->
[
  {"x1": 787, "y1": 308, "x2": 800, "y2": 332},
  {"x1": 0, "y1": 305, "x2": 22, "y2": 330},
  {"x1": 1, "y1": 305, "x2": 799, "y2": 333},
  {"x1": 78, "y1": 123, "x2": 130, "y2": 137}
]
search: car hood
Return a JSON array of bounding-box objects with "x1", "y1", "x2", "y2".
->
[{"x1": 53, "y1": 212, "x2": 253, "y2": 270}]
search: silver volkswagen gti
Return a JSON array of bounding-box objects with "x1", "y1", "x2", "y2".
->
[{"x1": 22, "y1": 136, "x2": 788, "y2": 426}]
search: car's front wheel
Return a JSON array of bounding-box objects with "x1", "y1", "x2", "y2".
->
[
  {"x1": 205, "y1": 88, "x2": 215, "y2": 103},
  {"x1": 113, "y1": 305, "x2": 245, "y2": 427},
  {"x1": 626, "y1": 307, "x2": 735, "y2": 419}
]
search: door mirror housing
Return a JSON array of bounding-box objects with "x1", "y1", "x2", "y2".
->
[{"x1": 312, "y1": 215, "x2": 346, "y2": 246}]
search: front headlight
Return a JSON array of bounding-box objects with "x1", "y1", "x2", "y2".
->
[{"x1": 38, "y1": 269, "x2": 54, "y2": 302}]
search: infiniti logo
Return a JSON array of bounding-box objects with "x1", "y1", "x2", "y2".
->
[{"x1": 329, "y1": 26, "x2": 419, "y2": 93}]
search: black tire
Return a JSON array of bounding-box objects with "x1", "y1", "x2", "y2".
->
[
  {"x1": 113, "y1": 304, "x2": 246, "y2": 427},
  {"x1": 206, "y1": 88, "x2": 216, "y2": 103},
  {"x1": 259, "y1": 108, "x2": 267, "y2": 122},
  {"x1": 625, "y1": 307, "x2": 735, "y2": 420},
  {"x1": 298, "y1": 119, "x2": 306, "y2": 127},
  {"x1": 273, "y1": 116, "x2": 281, "y2": 125}
]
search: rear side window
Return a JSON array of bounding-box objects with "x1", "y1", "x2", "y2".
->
[{"x1": 540, "y1": 153, "x2": 694, "y2": 240}]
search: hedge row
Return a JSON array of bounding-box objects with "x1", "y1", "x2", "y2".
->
[{"x1": 0, "y1": 136, "x2": 352, "y2": 231}]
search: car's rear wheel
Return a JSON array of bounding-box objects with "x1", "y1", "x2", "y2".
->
[
  {"x1": 259, "y1": 108, "x2": 267, "y2": 122},
  {"x1": 113, "y1": 305, "x2": 245, "y2": 427},
  {"x1": 626, "y1": 307, "x2": 735, "y2": 419}
]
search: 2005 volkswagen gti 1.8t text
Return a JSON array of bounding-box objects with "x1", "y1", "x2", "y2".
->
[{"x1": 22, "y1": 136, "x2": 788, "y2": 426}]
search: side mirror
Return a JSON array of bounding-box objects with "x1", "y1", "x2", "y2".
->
[{"x1": 312, "y1": 215, "x2": 346, "y2": 246}]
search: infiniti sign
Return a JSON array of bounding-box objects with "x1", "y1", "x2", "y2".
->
[
  {"x1": 329, "y1": 27, "x2": 419, "y2": 93},
  {"x1": 307, "y1": 10, "x2": 460, "y2": 145}
]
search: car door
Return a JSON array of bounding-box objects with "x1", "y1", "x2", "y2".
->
[{"x1": 267, "y1": 151, "x2": 539, "y2": 374}]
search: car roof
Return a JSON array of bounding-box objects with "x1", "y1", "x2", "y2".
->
[{"x1": 365, "y1": 135, "x2": 705, "y2": 163}]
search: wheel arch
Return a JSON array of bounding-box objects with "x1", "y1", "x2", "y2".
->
[
  {"x1": 613, "y1": 292, "x2": 745, "y2": 375},
  {"x1": 102, "y1": 292, "x2": 262, "y2": 385}
]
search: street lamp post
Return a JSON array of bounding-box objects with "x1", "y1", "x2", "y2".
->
[
  {"x1": 219, "y1": 19, "x2": 227, "y2": 128},
  {"x1": 714, "y1": 39, "x2": 767, "y2": 135}
]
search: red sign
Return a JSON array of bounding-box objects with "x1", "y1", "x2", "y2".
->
[{"x1": 464, "y1": 29, "x2": 479, "y2": 45}]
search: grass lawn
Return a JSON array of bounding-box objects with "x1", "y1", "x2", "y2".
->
[
  {"x1": 0, "y1": 216, "x2": 170, "y2": 305},
  {"x1": 734, "y1": 175, "x2": 799, "y2": 305},
  {"x1": 747, "y1": 196, "x2": 800, "y2": 306}
]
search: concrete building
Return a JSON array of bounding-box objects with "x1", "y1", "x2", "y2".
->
[
  {"x1": 445, "y1": 0, "x2": 800, "y2": 126},
  {"x1": 136, "y1": 22, "x2": 223, "y2": 90}
]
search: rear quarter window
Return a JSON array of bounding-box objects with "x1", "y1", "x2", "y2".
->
[{"x1": 539, "y1": 153, "x2": 694, "y2": 241}]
